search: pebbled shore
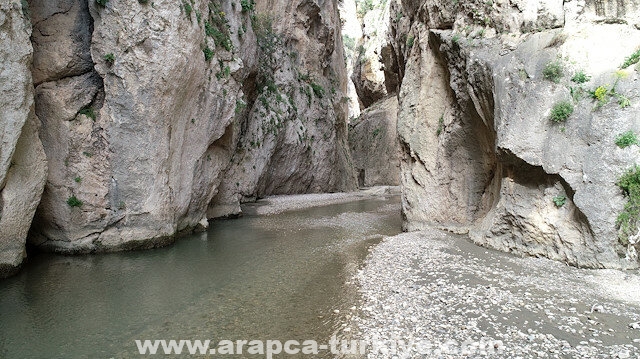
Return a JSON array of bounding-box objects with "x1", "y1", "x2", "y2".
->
[
  {"x1": 348, "y1": 229, "x2": 640, "y2": 358},
  {"x1": 242, "y1": 186, "x2": 401, "y2": 215}
]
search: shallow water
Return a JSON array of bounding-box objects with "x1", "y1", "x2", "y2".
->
[{"x1": 0, "y1": 196, "x2": 401, "y2": 358}]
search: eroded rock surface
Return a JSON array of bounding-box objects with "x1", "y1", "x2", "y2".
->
[
  {"x1": 392, "y1": 0, "x2": 640, "y2": 268},
  {"x1": 25, "y1": 0, "x2": 355, "y2": 254},
  {"x1": 349, "y1": 96, "x2": 400, "y2": 187},
  {"x1": 0, "y1": 0, "x2": 47, "y2": 277}
]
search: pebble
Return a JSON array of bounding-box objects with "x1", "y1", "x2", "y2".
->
[{"x1": 346, "y1": 229, "x2": 640, "y2": 358}]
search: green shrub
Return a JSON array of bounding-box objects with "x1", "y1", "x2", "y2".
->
[
  {"x1": 592, "y1": 85, "x2": 608, "y2": 103},
  {"x1": 74, "y1": 176, "x2": 82, "y2": 183},
  {"x1": 571, "y1": 70, "x2": 590, "y2": 84},
  {"x1": 620, "y1": 49, "x2": 640, "y2": 69},
  {"x1": 183, "y1": 2, "x2": 192, "y2": 17},
  {"x1": 240, "y1": 0, "x2": 255, "y2": 12},
  {"x1": 67, "y1": 196, "x2": 83, "y2": 207},
  {"x1": 552, "y1": 195, "x2": 567, "y2": 207},
  {"x1": 549, "y1": 101, "x2": 573, "y2": 123},
  {"x1": 543, "y1": 61, "x2": 563, "y2": 83},
  {"x1": 406, "y1": 35, "x2": 415, "y2": 50},
  {"x1": 203, "y1": 47, "x2": 214, "y2": 61},
  {"x1": 616, "y1": 165, "x2": 640, "y2": 245},
  {"x1": 96, "y1": 0, "x2": 108, "y2": 7},
  {"x1": 310, "y1": 83, "x2": 325, "y2": 98},
  {"x1": 615, "y1": 131, "x2": 639, "y2": 148},
  {"x1": 78, "y1": 106, "x2": 96, "y2": 120},
  {"x1": 342, "y1": 35, "x2": 356, "y2": 52}
]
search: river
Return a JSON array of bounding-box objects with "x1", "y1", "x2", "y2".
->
[{"x1": 0, "y1": 195, "x2": 401, "y2": 358}]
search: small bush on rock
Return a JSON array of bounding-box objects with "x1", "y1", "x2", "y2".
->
[
  {"x1": 543, "y1": 61, "x2": 563, "y2": 83},
  {"x1": 549, "y1": 101, "x2": 573, "y2": 123}
]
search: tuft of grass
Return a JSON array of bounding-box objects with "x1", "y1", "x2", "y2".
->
[
  {"x1": 571, "y1": 70, "x2": 590, "y2": 84},
  {"x1": 615, "y1": 131, "x2": 639, "y2": 148},
  {"x1": 452, "y1": 34, "x2": 460, "y2": 43},
  {"x1": 96, "y1": 0, "x2": 108, "y2": 6},
  {"x1": 616, "y1": 165, "x2": 640, "y2": 245},
  {"x1": 74, "y1": 176, "x2": 82, "y2": 183},
  {"x1": 67, "y1": 196, "x2": 83, "y2": 207},
  {"x1": 620, "y1": 49, "x2": 640, "y2": 69},
  {"x1": 549, "y1": 101, "x2": 573, "y2": 123},
  {"x1": 543, "y1": 61, "x2": 563, "y2": 83},
  {"x1": 103, "y1": 53, "x2": 115, "y2": 65},
  {"x1": 78, "y1": 106, "x2": 96, "y2": 120},
  {"x1": 436, "y1": 115, "x2": 444, "y2": 135},
  {"x1": 553, "y1": 195, "x2": 567, "y2": 207}
]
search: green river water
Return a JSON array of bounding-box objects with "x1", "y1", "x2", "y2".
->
[{"x1": 0, "y1": 196, "x2": 401, "y2": 358}]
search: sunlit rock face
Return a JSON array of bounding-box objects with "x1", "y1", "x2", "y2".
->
[
  {"x1": 392, "y1": 0, "x2": 640, "y2": 268},
  {"x1": 23, "y1": 0, "x2": 355, "y2": 254}
]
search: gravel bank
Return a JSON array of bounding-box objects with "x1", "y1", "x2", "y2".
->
[
  {"x1": 348, "y1": 229, "x2": 640, "y2": 358},
  {"x1": 242, "y1": 186, "x2": 400, "y2": 215}
]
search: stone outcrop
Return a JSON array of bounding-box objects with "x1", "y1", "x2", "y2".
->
[
  {"x1": 23, "y1": 0, "x2": 355, "y2": 254},
  {"x1": 0, "y1": 0, "x2": 47, "y2": 277},
  {"x1": 348, "y1": 96, "x2": 400, "y2": 187},
  {"x1": 392, "y1": 0, "x2": 640, "y2": 268}
]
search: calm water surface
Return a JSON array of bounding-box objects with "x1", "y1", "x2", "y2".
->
[{"x1": 0, "y1": 196, "x2": 401, "y2": 358}]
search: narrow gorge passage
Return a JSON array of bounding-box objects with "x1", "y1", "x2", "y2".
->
[{"x1": 1, "y1": 0, "x2": 640, "y2": 357}]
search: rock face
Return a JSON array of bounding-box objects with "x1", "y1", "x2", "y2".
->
[
  {"x1": 23, "y1": 0, "x2": 355, "y2": 254},
  {"x1": 392, "y1": 0, "x2": 640, "y2": 268},
  {"x1": 208, "y1": 0, "x2": 357, "y2": 217},
  {"x1": 350, "y1": 0, "x2": 398, "y2": 109},
  {"x1": 348, "y1": 96, "x2": 400, "y2": 187},
  {"x1": 0, "y1": 0, "x2": 47, "y2": 277}
]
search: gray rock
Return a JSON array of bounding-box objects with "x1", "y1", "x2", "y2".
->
[
  {"x1": 0, "y1": 0, "x2": 47, "y2": 277},
  {"x1": 393, "y1": 0, "x2": 640, "y2": 268},
  {"x1": 349, "y1": 96, "x2": 401, "y2": 187}
]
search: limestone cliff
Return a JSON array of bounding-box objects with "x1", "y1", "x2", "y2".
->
[
  {"x1": 208, "y1": 0, "x2": 357, "y2": 217},
  {"x1": 0, "y1": 0, "x2": 47, "y2": 277},
  {"x1": 392, "y1": 0, "x2": 640, "y2": 268},
  {"x1": 348, "y1": 95, "x2": 400, "y2": 186},
  {"x1": 22, "y1": 0, "x2": 355, "y2": 254}
]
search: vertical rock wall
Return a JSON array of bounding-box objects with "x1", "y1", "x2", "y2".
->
[
  {"x1": 19, "y1": 0, "x2": 355, "y2": 255},
  {"x1": 0, "y1": 0, "x2": 47, "y2": 277},
  {"x1": 393, "y1": 0, "x2": 640, "y2": 268}
]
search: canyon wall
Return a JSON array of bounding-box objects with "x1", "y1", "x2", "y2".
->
[
  {"x1": 392, "y1": 0, "x2": 640, "y2": 268},
  {"x1": 0, "y1": 0, "x2": 356, "y2": 271},
  {"x1": 0, "y1": 1, "x2": 47, "y2": 276}
]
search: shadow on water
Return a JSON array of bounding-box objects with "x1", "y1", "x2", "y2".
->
[{"x1": 0, "y1": 196, "x2": 401, "y2": 358}]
